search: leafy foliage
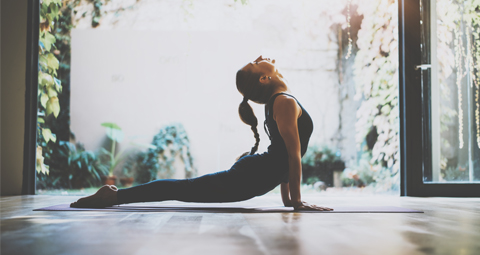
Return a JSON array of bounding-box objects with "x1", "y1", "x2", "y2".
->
[
  {"x1": 37, "y1": 141, "x2": 108, "y2": 189},
  {"x1": 121, "y1": 151, "x2": 140, "y2": 178},
  {"x1": 135, "y1": 124, "x2": 197, "y2": 184},
  {"x1": 36, "y1": 0, "x2": 64, "y2": 176},
  {"x1": 101, "y1": 122, "x2": 124, "y2": 142},
  {"x1": 443, "y1": 166, "x2": 469, "y2": 182},
  {"x1": 349, "y1": 0, "x2": 479, "y2": 188},
  {"x1": 37, "y1": 0, "x2": 139, "y2": 189},
  {"x1": 341, "y1": 151, "x2": 399, "y2": 191},
  {"x1": 301, "y1": 145, "x2": 345, "y2": 186},
  {"x1": 91, "y1": 0, "x2": 109, "y2": 27},
  {"x1": 98, "y1": 122, "x2": 127, "y2": 176},
  {"x1": 435, "y1": 0, "x2": 480, "y2": 180},
  {"x1": 302, "y1": 145, "x2": 343, "y2": 167},
  {"x1": 352, "y1": 0, "x2": 399, "y2": 189}
]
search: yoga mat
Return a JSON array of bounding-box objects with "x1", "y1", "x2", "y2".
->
[{"x1": 34, "y1": 204, "x2": 423, "y2": 213}]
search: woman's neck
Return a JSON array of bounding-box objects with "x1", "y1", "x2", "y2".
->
[{"x1": 271, "y1": 86, "x2": 289, "y2": 96}]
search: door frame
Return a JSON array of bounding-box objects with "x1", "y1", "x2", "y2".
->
[
  {"x1": 398, "y1": 0, "x2": 480, "y2": 197},
  {"x1": 22, "y1": 0, "x2": 480, "y2": 196},
  {"x1": 22, "y1": 0, "x2": 39, "y2": 195}
]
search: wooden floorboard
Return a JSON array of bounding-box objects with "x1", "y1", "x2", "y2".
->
[{"x1": 1, "y1": 195, "x2": 479, "y2": 255}]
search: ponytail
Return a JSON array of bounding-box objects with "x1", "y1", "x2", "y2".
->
[{"x1": 237, "y1": 98, "x2": 260, "y2": 160}]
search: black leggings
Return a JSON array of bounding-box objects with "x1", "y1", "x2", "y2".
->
[{"x1": 116, "y1": 153, "x2": 287, "y2": 204}]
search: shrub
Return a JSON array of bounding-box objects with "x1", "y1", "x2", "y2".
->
[
  {"x1": 301, "y1": 145, "x2": 345, "y2": 186},
  {"x1": 37, "y1": 141, "x2": 108, "y2": 189},
  {"x1": 341, "y1": 151, "x2": 399, "y2": 191},
  {"x1": 135, "y1": 123, "x2": 196, "y2": 183}
]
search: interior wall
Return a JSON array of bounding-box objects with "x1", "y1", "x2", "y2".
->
[
  {"x1": 70, "y1": 0, "x2": 348, "y2": 177},
  {"x1": 1, "y1": 0, "x2": 28, "y2": 195}
]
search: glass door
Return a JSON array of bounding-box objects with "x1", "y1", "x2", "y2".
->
[
  {"x1": 398, "y1": 0, "x2": 479, "y2": 196},
  {"x1": 420, "y1": 0, "x2": 480, "y2": 184}
]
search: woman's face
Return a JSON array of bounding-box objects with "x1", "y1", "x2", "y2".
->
[
  {"x1": 236, "y1": 55, "x2": 288, "y2": 103},
  {"x1": 241, "y1": 55, "x2": 282, "y2": 79}
]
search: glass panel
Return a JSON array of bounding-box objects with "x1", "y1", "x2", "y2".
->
[{"x1": 422, "y1": 0, "x2": 480, "y2": 183}]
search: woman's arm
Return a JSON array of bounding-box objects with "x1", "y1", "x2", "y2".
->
[
  {"x1": 281, "y1": 183, "x2": 293, "y2": 207},
  {"x1": 274, "y1": 95, "x2": 332, "y2": 211},
  {"x1": 273, "y1": 95, "x2": 303, "y2": 207}
]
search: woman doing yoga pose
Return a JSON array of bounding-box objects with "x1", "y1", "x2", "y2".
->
[{"x1": 71, "y1": 56, "x2": 333, "y2": 211}]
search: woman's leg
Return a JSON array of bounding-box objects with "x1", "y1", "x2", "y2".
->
[
  {"x1": 117, "y1": 170, "x2": 252, "y2": 204},
  {"x1": 71, "y1": 169, "x2": 253, "y2": 207},
  {"x1": 70, "y1": 154, "x2": 278, "y2": 207}
]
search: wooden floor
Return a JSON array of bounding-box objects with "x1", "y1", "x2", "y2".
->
[{"x1": 1, "y1": 195, "x2": 479, "y2": 255}]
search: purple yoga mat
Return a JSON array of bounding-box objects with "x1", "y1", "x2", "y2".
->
[{"x1": 34, "y1": 204, "x2": 423, "y2": 213}]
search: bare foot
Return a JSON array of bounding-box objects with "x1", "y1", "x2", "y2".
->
[{"x1": 70, "y1": 185, "x2": 119, "y2": 208}]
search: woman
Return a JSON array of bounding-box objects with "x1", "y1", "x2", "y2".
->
[{"x1": 71, "y1": 56, "x2": 332, "y2": 211}]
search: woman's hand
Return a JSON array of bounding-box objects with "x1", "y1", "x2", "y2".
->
[{"x1": 293, "y1": 201, "x2": 333, "y2": 211}]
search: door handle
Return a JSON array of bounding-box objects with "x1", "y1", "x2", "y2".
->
[{"x1": 415, "y1": 64, "x2": 431, "y2": 70}]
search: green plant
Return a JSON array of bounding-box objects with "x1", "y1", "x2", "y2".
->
[
  {"x1": 136, "y1": 123, "x2": 196, "y2": 183},
  {"x1": 442, "y1": 166, "x2": 470, "y2": 182},
  {"x1": 37, "y1": 0, "x2": 138, "y2": 189},
  {"x1": 435, "y1": 0, "x2": 480, "y2": 170},
  {"x1": 36, "y1": 141, "x2": 108, "y2": 189},
  {"x1": 302, "y1": 145, "x2": 343, "y2": 167},
  {"x1": 341, "y1": 151, "x2": 399, "y2": 191},
  {"x1": 99, "y1": 122, "x2": 127, "y2": 176},
  {"x1": 351, "y1": 0, "x2": 479, "y2": 190},
  {"x1": 121, "y1": 152, "x2": 138, "y2": 178},
  {"x1": 353, "y1": 0, "x2": 399, "y2": 180},
  {"x1": 66, "y1": 143, "x2": 109, "y2": 188},
  {"x1": 301, "y1": 145, "x2": 345, "y2": 186},
  {"x1": 305, "y1": 176, "x2": 321, "y2": 186},
  {"x1": 37, "y1": 0, "x2": 64, "y2": 175},
  {"x1": 341, "y1": 152, "x2": 375, "y2": 187}
]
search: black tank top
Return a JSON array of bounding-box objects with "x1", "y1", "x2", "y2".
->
[{"x1": 264, "y1": 92, "x2": 314, "y2": 160}]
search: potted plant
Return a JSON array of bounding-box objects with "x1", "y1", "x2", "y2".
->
[
  {"x1": 99, "y1": 122, "x2": 125, "y2": 186},
  {"x1": 68, "y1": 143, "x2": 109, "y2": 189},
  {"x1": 119, "y1": 152, "x2": 138, "y2": 187},
  {"x1": 301, "y1": 145, "x2": 345, "y2": 187},
  {"x1": 119, "y1": 176, "x2": 134, "y2": 187}
]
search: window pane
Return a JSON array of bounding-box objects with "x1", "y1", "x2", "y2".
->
[{"x1": 424, "y1": 0, "x2": 480, "y2": 183}]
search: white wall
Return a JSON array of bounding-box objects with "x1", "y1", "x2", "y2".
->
[{"x1": 70, "y1": 0, "x2": 350, "y2": 176}]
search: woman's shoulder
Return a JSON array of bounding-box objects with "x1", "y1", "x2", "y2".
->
[
  {"x1": 273, "y1": 93, "x2": 298, "y2": 108},
  {"x1": 272, "y1": 93, "x2": 301, "y2": 119}
]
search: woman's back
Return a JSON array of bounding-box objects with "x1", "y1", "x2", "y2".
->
[{"x1": 264, "y1": 92, "x2": 314, "y2": 158}]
